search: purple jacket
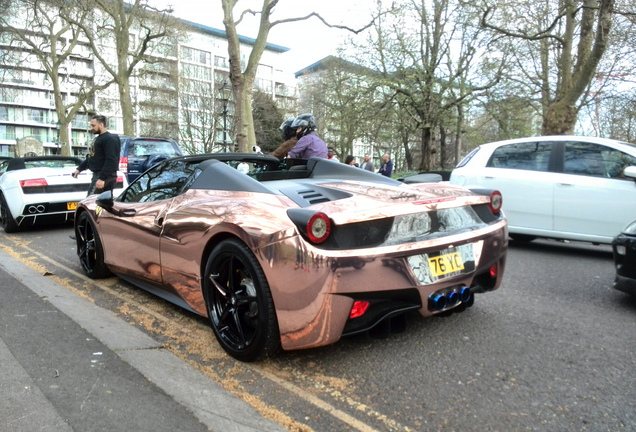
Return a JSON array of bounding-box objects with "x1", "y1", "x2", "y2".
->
[{"x1": 287, "y1": 132, "x2": 328, "y2": 159}]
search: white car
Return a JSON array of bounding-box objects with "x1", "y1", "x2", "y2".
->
[
  {"x1": 0, "y1": 156, "x2": 127, "y2": 233},
  {"x1": 450, "y1": 136, "x2": 636, "y2": 245}
]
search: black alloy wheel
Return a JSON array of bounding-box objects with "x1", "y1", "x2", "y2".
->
[
  {"x1": 203, "y1": 239, "x2": 280, "y2": 362},
  {"x1": 76, "y1": 212, "x2": 111, "y2": 279},
  {"x1": 0, "y1": 192, "x2": 19, "y2": 233}
]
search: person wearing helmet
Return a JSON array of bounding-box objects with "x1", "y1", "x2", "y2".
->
[
  {"x1": 269, "y1": 117, "x2": 298, "y2": 159},
  {"x1": 286, "y1": 113, "x2": 328, "y2": 159}
]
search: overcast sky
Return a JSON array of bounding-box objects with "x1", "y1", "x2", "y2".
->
[{"x1": 149, "y1": 0, "x2": 375, "y2": 74}]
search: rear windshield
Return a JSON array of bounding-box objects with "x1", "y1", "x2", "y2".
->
[
  {"x1": 127, "y1": 140, "x2": 181, "y2": 157},
  {"x1": 6, "y1": 158, "x2": 80, "y2": 171},
  {"x1": 24, "y1": 159, "x2": 78, "y2": 168}
]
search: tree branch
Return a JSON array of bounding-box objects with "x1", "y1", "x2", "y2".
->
[{"x1": 479, "y1": 5, "x2": 570, "y2": 45}]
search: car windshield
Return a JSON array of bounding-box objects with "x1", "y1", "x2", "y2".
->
[{"x1": 128, "y1": 140, "x2": 181, "y2": 157}]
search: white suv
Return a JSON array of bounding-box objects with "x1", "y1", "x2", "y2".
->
[{"x1": 450, "y1": 135, "x2": 636, "y2": 244}]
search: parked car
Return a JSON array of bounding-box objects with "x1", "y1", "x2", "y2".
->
[
  {"x1": 398, "y1": 173, "x2": 443, "y2": 183},
  {"x1": 450, "y1": 136, "x2": 636, "y2": 244},
  {"x1": 74, "y1": 154, "x2": 508, "y2": 361},
  {"x1": 0, "y1": 156, "x2": 126, "y2": 233},
  {"x1": 118, "y1": 136, "x2": 183, "y2": 183},
  {"x1": 612, "y1": 219, "x2": 636, "y2": 295}
]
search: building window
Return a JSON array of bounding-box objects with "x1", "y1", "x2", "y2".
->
[
  {"x1": 0, "y1": 125, "x2": 17, "y2": 140},
  {"x1": 183, "y1": 64, "x2": 211, "y2": 81},
  {"x1": 255, "y1": 78, "x2": 272, "y2": 92},
  {"x1": 28, "y1": 109, "x2": 45, "y2": 123},
  {"x1": 214, "y1": 56, "x2": 228, "y2": 68},
  {"x1": 257, "y1": 64, "x2": 272, "y2": 77},
  {"x1": 181, "y1": 46, "x2": 210, "y2": 65}
]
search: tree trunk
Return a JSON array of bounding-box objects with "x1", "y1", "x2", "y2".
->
[
  {"x1": 439, "y1": 126, "x2": 447, "y2": 170},
  {"x1": 237, "y1": 81, "x2": 256, "y2": 152},
  {"x1": 419, "y1": 127, "x2": 433, "y2": 171},
  {"x1": 119, "y1": 78, "x2": 135, "y2": 136},
  {"x1": 454, "y1": 104, "x2": 464, "y2": 166},
  {"x1": 58, "y1": 123, "x2": 71, "y2": 156},
  {"x1": 402, "y1": 133, "x2": 412, "y2": 171},
  {"x1": 542, "y1": 101, "x2": 577, "y2": 135}
]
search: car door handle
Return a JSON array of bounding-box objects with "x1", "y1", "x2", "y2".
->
[
  {"x1": 120, "y1": 209, "x2": 137, "y2": 217},
  {"x1": 558, "y1": 183, "x2": 573, "y2": 187}
]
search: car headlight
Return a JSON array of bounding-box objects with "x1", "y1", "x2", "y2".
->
[{"x1": 623, "y1": 220, "x2": 636, "y2": 236}]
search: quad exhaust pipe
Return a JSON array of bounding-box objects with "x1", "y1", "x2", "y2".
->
[{"x1": 428, "y1": 285, "x2": 474, "y2": 312}]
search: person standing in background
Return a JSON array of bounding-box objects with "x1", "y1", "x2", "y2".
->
[
  {"x1": 327, "y1": 147, "x2": 339, "y2": 162},
  {"x1": 344, "y1": 155, "x2": 358, "y2": 167},
  {"x1": 72, "y1": 115, "x2": 120, "y2": 196},
  {"x1": 360, "y1": 153, "x2": 375, "y2": 172},
  {"x1": 378, "y1": 154, "x2": 393, "y2": 177}
]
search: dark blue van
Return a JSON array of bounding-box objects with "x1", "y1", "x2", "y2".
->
[{"x1": 119, "y1": 137, "x2": 183, "y2": 183}]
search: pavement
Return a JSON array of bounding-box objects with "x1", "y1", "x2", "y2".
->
[{"x1": 0, "y1": 246, "x2": 287, "y2": 432}]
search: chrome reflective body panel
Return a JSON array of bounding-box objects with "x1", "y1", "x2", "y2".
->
[{"x1": 76, "y1": 155, "x2": 507, "y2": 351}]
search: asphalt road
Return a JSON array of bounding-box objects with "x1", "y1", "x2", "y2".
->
[{"x1": 2, "y1": 222, "x2": 635, "y2": 432}]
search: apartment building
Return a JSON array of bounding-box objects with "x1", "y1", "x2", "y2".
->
[{"x1": 0, "y1": 12, "x2": 297, "y2": 157}]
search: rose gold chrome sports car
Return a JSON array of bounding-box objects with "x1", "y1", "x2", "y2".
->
[{"x1": 74, "y1": 154, "x2": 507, "y2": 361}]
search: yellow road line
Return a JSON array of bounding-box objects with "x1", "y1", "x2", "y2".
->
[{"x1": 5, "y1": 239, "x2": 413, "y2": 432}]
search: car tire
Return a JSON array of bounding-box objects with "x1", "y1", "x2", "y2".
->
[
  {"x1": 509, "y1": 233, "x2": 537, "y2": 243},
  {"x1": 203, "y1": 239, "x2": 280, "y2": 362},
  {"x1": 76, "y1": 212, "x2": 111, "y2": 279},
  {"x1": 0, "y1": 192, "x2": 19, "y2": 233}
]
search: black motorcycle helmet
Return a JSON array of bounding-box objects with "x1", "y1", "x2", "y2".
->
[
  {"x1": 291, "y1": 113, "x2": 317, "y2": 138},
  {"x1": 279, "y1": 118, "x2": 296, "y2": 141}
]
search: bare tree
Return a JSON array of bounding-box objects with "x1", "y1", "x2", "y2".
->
[
  {"x1": 178, "y1": 77, "x2": 225, "y2": 154},
  {"x1": 70, "y1": 0, "x2": 181, "y2": 136},
  {"x1": 297, "y1": 57, "x2": 382, "y2": 158},
  {"x1": 480, "y1": 0, "x2": 618, "y2": 135},
  {"x1": 351, "y1": 0, "x2": 504, "y2": 170},
  {"x1": 220, "y1": 0, "x2": 380, "y2": 152},
  {"x1": 0, "y1": 0, "x2": 115, "y2": 156}
]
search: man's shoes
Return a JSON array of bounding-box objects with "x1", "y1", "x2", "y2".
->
[{"x1": 69, "y1": 234, "x2": 75, "y2": 240}]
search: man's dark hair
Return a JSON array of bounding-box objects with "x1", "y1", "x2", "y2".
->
[{"x1": 91, "y1": 115, "x2": 107, "y2": 126}]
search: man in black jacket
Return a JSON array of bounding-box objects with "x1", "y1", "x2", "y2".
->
[{"x1": 72, "y1": 115, "x2": 120, "y2": 196}]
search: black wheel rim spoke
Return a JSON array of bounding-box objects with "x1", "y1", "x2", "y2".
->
[
  {"x1": 231, "y1": 308, "x2": 248, "y2": 348},
  {"x1": 209, "y1": 253, "x2": 259, "y2": 352},
  {"x1": 78, "y1": 219, "x2": 96, "y2": 271}
]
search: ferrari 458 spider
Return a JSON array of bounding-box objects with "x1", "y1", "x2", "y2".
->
[
  {"x1": 0, "y1": 156, "x2": 126, "y2": 233},
  {"x1": 74, "y1": 154, "x2": 508, "y2": 361}
]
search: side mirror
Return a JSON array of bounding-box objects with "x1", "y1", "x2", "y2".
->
[
  {"x1": 624, "y1": 166, "x2": 636, "y2": 180},
  {"x1": 95, "y1": 190, "x2": 114, "y2": 209},
  {"x1": 95, "y1": 190, "x2": 135, "y2": 217}
]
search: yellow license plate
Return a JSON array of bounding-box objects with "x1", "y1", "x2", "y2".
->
[
  {"x1": 428, "y1": 251, "x2": 464, "y2": 278},
  {"x1": 67, "y1": 202, "x2": 78, "y2": 210}
]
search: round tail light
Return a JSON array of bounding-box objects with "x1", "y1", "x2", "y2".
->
[
  {"x1": 307, "y1": 212, "x2": 331, "y2": 244},
  {"x1": 488, "y1": 190, "x2": 502, "y2": 214}
]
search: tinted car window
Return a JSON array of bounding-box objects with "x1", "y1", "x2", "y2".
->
[
  {"x1": 120, "y1": 159, "x2": 200, "y2": 203},
  {"x1": 127, "y1": 140, "x2": 182, "y2": 157},
  {"x1": 486, "y1": 142, "x2": 551, "y2": 171},
  {"x1": 456, "y1": 147, "x2": 480, "y2": 168},
  {"x1": 564, "y1": 142, "x2": 636, "y2": 178}
]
